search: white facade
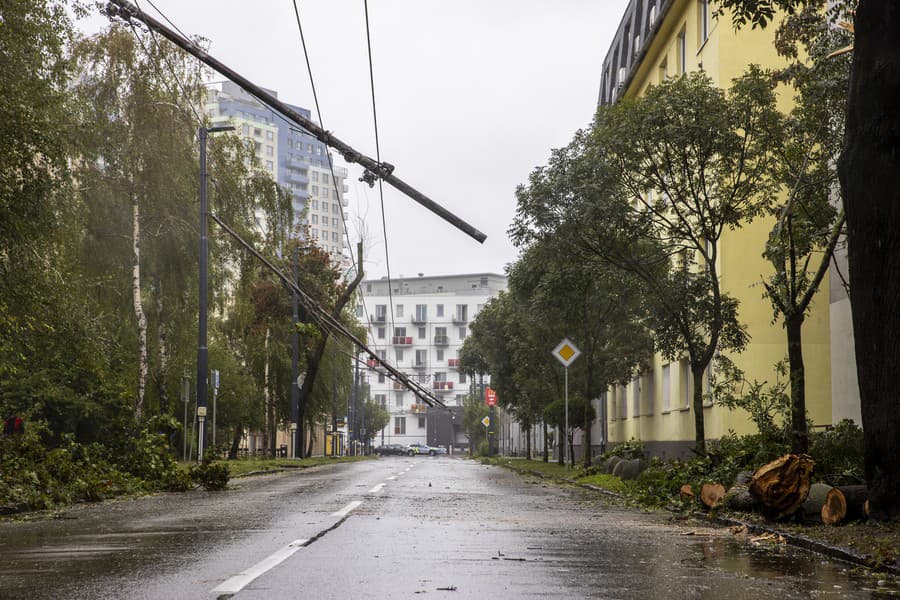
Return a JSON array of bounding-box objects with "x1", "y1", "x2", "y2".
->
[{"x1": 358, "y1": 273, "x2": 507, "y2": 447}]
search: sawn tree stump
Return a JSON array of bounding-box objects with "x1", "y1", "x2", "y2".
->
[
  {"x1": 822, "y1": 485, "x2": 868, "y2": 525},
  {"x1": 700, "y1": 483, "x2": 726, "y2": 509},
  {"x1": 749, "y1": 454, "x2": 815, "y2": 520}
]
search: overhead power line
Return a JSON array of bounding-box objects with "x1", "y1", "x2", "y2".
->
[{"x1": 104, "y1": 0, "x2": 488, "y2": 245}]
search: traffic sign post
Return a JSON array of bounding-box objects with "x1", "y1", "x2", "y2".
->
[
  {"x1": 485, "y1": 387, "x2": 497, "y2": 455},
  {"x1": 552, "y1": 338, "x2": 581, "y2": 466}
]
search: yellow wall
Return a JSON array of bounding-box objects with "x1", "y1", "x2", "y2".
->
[{"x1": 607, "y1": 0, "x2": 832, "y2": 449}]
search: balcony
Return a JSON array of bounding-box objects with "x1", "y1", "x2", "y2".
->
[
  {"x1": 392, "y1": 336, "x2": 413, "y2": 346},
  {"x1": 413, "y1": 361, "x2": 427, "y2": 370},
  {"x1": 432, "y1": 381, "x2": 454, "y2": 392},
  {"x1": 366, "y1": 358, "x2": 379, "y2": 369},
  {"x1": 411, "y1": 314, "x2": 427, "y2": 325},
  {"x1": 409, "y1": 403, "x2": 427, "y2": 414},
  {"x1": 448, "y1": 358, "x2": 460, "y2": 368},
  {"x1": 370, "y1": 314, "x2": 387, "y2": 323},
  {"x1": 452, "y1": 313, "x2": 468, "y2": 324},
  {"x1": 433, "y1": 334, "x2": 449, "y2": 346}
]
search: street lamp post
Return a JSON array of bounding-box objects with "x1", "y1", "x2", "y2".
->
[{"x1": 197, "y1": 124, "x2": 233, "y2": 463}]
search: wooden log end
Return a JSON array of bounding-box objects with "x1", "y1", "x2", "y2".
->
[
  {"x1": 822, "y1": 487, "x2": 847, "y2": 525},
  {"x1": 700, "y1": 483, "x2": 726, "y2": 508},
  {"x1": 680, "y1": 484, "x2": 695, "y2": 500}
]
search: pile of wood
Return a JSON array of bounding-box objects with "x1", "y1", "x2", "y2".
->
[{"x1": 681, "y1": 454, "x2": 868, "y2": 526}]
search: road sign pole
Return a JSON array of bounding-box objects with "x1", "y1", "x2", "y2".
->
[{"x1": 564, "y1": 366, "x2": 569, "y2": 466}]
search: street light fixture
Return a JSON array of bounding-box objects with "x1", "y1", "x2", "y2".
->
[{"x1": 197, "y1": 124, "x2": 234, "y2": 463}]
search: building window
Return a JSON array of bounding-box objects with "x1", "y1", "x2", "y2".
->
[
  {"x1": 455, "y1": 304, "x2": 468, "y2": 321},
  {"x1": 662, "y1": 364, "x2": 671, "y2": 412},
  {"x1": 699, "y1": 0, "x2": 709, "y2": 43},
  {"x1": 395, "y1": 349, "x2": 404, "y2": 362},
  {"x1": 459, "y1": 372, "x2": 467, "y2": 384},
  {"x1": 681, "y1": 360, "x2": 692, "y2": 409},
  {"x1": 418, "y1": 327, "x2": 426, "y2": 339},
  {"x1": 632, "y1": 377, "x2": 640, "y2": 417},
  {"x1": 396, "y1": 304, "x2": 404, "y2": 318},
  {"x1": 415, "y1": 349, "x2": 427, "y2": 366},
  {"x1": 265, "y1": 160, "x2": 273, "y2": 170},
  {"x1": 311, "y1": 214, "x2": 318, "y2": 224},
  {"x1": 375, "y1": 394, "x2": 386, "y2": 408},
  {"x1": 418, "y1": 416, "x2": 426, "y2": 429},
  {"x1": 394, "y1": 326, "x2": 406, "y2": 338},
  {"x1": 618, "y1": 386, "x2": 627, "y2": 419},
  {"x1": 394, "y1": 417, "x2": 406, "y2": 435},
  {"x1": 375, "y1": 304, "x2": 387, "y2": 321},
  {"x1": 356, "y1": 305, "x2": 363, "y2": 317},
  {"x1": 458, "y1": 327, "x2": 467, "y2": 339},
  {"x1": 312, "y1": 171, "x2": 319, "y2": 181},
  {"x1": 311, "y1": 199, "x2": 319, "y2": 210},
  {"x1": 266, "y1": 130, "x2": 274, "y2": 140},
  {"x1": 395, "y1": 393, "x2": 403, "y2": 408},
  {"x1": 643, "y1": 371, "x2": 655, "y2": 415},
  {"x1": 312, "y1": 185, "x2": 319, "y2": 195},
  {"x1": 436, "y1": 304, "x2": 444, "y2": 317},
  {"x1": 436, "y1": 349, "x2": 444, "y2": 361},
  {"x1": 415, "y1": 304, "x2": 427, "y2": 322},
  {"x1": 455, "y1": 394, "x2": 465, "y2": 406},
  {"x1": 678, "y1": 28, "x2": 687, "y2": 74},
  {"x1": 377, "y1": 327, "x2": 385, "y2": 339},
  {"x1": 378, "y1": 373, "x2": 385, "y2": 383}
]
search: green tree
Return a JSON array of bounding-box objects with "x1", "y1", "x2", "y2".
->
[
  {"x1": 758, "y1": 5, "x2": 851, "y2": 453},
  {"x1": 543, "y1": 395, "x2": 595, "y2": 466},
  {"x1": 718, "y1": 0, "x2": 900, "y2": 524}
]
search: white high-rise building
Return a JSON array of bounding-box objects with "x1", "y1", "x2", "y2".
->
[
  {"x1": 205, "y1": 81, "x2": 350, "y2": 265},
  {"x1": 357, "y1": 273, "x2": 507, "y2": 449}
]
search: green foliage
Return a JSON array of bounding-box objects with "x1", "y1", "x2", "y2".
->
[
  {"x1": 190, "y1": 455, "x2": 230, "y2": 491},
  {"x1": 809, "y1": 419, "x2": 865, "y2": 486},
  {"x1": 605, "y1": 439, "x2": 647, "y2": 460},
  {"x1": 708, "y1": 355, "x2": 792, "y2": 444},
  {"x1": 543, "y1": 395, "x2": 595, "y2": 432}
]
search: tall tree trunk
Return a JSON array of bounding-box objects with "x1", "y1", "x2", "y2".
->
[
  {"x1": 132, "y1": 199, "x2": 148, "y2": 421},
  {"x1": 786, "y1": 313, "x2": 808, "y2": 453},
  {"x1": 229, "y1": 424, "x2": 242, "y2": 460},
  {"x1": 156, "y1": 280, "x2": 170, "y2": 415},
  {"x1": 583, "y1": 402, "x2": 593, "y2": 468},
  {"x1": 837, "y1": 0, "x2": 900, "y2": 521},
  {"x1": 263, "y1": 325, "x2": 271, "y2": 455},
  {"x1": 692, "y1": 365, "x2": 706, "y2": 455},
  {"x1": 557, "y1": 426, "x2": 564, "y2": 465},
  {"x1": 525, "y1": 424, "x2": 532, "y2": 461},
  {"x1": 543, "y1": 421, "x2": 549, "y2": 462}
]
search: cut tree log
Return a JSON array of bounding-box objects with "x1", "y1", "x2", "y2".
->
[
  {"x1": 680, "y1": 484, "x2": 695, "y2": 500},
  {"x1": 800, "y1": 483, "x2": 833, "y2": 523},
  {"x1": 734, "y1": 471, "x2": 753, "y2": 486},
  {"x1": 612, "y1": 458, "x2": 643, "y2": 480},
  {"x1": 700, "y1": 483, "x2": 726, "y2": 508},
  {"x1": 724, "y1": 484, "x2": 757, "y2": 512},
  {"x1": 822, "y1": 485, "x2": 868, "y2": 525},
  {"x1": 603, "y1": 456, "x2": 622, "y2": 474},
  {"x1": 749, "y1": 454, "x2": 815, "y2": 520}
]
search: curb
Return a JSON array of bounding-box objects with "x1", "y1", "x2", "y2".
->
[
  {"x1": 498, "y1": 462, "x2": 898, "y2": 576},
  {"x1": 711, "y1": 515, "x2": 900, "y2": 575}
]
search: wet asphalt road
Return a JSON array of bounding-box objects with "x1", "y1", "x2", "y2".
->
[{"x1": 0, "y1": 456, "x2": 886, "y2": 599}]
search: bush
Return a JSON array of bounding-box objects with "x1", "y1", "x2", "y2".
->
[
  {"x1": 809, "y1": 419, "x2": 864, "y2": 486},
  {"x1": 605, "y1": 439, "x2": 646, "y2": 460},
  {"x1": 190, "y1": 458, "x2": 229, "y2": 491}
]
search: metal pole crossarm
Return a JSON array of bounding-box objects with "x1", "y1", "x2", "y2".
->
[
  {"x1": 103, "y1": 0, "x2": 487, "y2": 244},
  {"x1": 208, "y1": 212, "x2": 446, "y2": 409}
]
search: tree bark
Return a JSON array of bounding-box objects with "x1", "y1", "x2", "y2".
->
[
  {"x1": 131, "y1": 199, "x2": 148, "y2": 421},
  {"x1": 543, "y1": 421, "x2": 549, "y2": 462},
  {"x1": 692, "y1": 366, "x2": 706, "y2": 455},
  {"x1": 525, "y1": 424, "x2": 532, "y2": 460},
  {"x1": 823, "y1": 485, "x2": 869, "y2": 525},
  {"x1": 156, "y1": 280, "x2": 170, "y2": 415},
  {"x1": 836, "y1": 0, "x2": 900, "y2": 521},
  {"x1": 800, "y1": 482, "x2": 833, "y2": 523},
  {"x1": 263, "y1": 325, "x2": 271, "y2": 456},
  {"x1": 786, "y1": 313, "x2": 808, "y2": 453},
  {"x1": 228, "y1": 424, "x2": 242, "y2": 460}
]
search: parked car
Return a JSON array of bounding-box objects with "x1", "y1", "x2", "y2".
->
[
  {"x1": 374, "y1": 444, "x2": 407, "y2": 456},
  {"x1": 407, "y1": 443, "x2": 444, "y2": 456}
]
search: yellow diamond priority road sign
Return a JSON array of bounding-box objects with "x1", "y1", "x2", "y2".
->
[
  {"x1": 481, "y1": 416, "x2": 490, "y2": 428},
  {"x1": 552, "y1": 338, "x2": 581, "y2": 367}
]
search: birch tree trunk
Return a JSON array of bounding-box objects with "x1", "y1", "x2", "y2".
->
[
  {"x1": 132, "y1": 199, "x2": 148, "y2": 421},
  {"x1": 263, "y1": 325, "x2": 271, "y2": 455},
  {"x1": 156, "y1": 279, "x2": 170, "y2": 415}
]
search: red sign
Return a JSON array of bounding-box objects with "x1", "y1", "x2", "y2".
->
[{"x1": 485, "y1": 387, "x2": 497, "y2": 406}]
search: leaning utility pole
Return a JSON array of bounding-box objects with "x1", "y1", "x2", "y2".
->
[{"x1": 104, "y1": 0, "x2": 487, "y2": 244}]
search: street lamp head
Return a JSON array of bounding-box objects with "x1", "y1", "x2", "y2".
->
[{"x1": 207, "y1": 125, "x2": 235, "y2": 134}]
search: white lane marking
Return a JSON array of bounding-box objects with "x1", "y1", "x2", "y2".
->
[
  {"x1": 331, "y1": 500, "x2": 363, "y2": 518},
  {"x1": 211, "y1": 538, "x2": 308, "y2": 595},
  {"x1": 368, "y1": 483, "x2": 385, "y2": 493},
  {"x1": 387, "y1": 475, "x2": 397, "y2": 481}
]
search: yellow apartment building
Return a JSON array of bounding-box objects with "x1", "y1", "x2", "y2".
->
[{"x1": 594, "y1": 0, "x2": 842, "y2": 457}]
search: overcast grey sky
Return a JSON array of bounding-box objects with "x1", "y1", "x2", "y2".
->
[{"x1": 78, "y1": 0, "x2": 630, "y2": 279}]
